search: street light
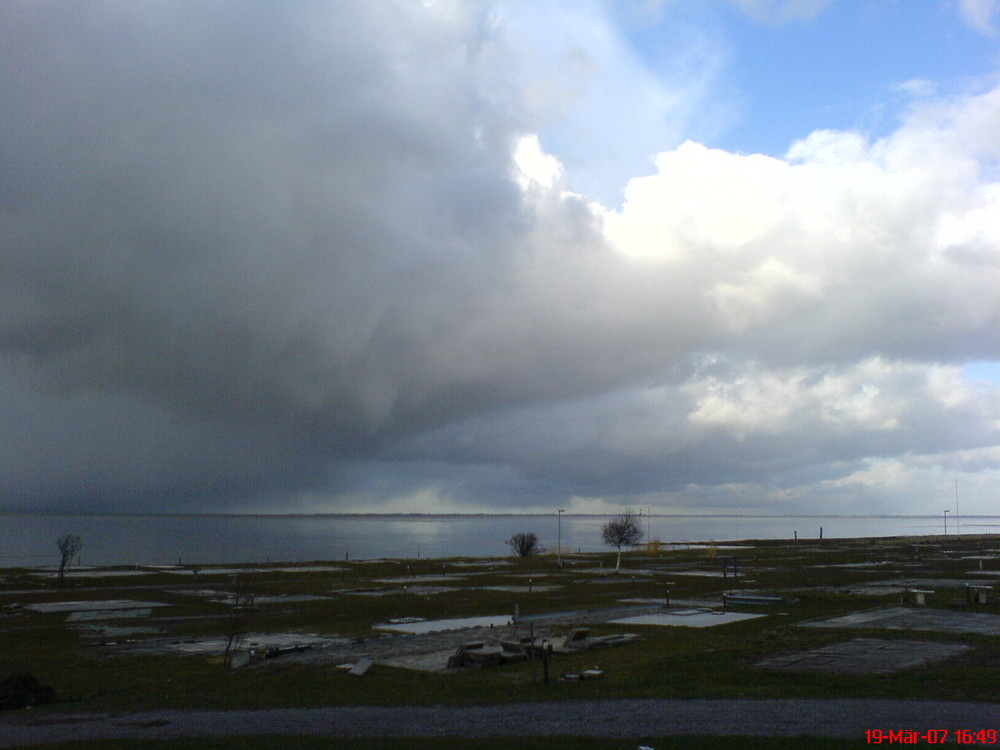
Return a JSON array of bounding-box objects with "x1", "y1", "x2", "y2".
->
[
  {"x1": 557, "y1": 509, "x2": 565, "y2": 567},
  {"x1": 944, "y1": 509, "x2": 950, "y2": 535}
]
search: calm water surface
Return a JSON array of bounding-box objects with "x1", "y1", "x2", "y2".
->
[{"x1": 2, "y1": 513, "x2": 997, "y2": 567}]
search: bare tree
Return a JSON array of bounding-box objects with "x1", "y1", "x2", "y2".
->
[
  {"x1": 222, "y1": 576, "x2": 255, "y2": 668},
  {"x1": 601, "y1": 512, "x2": 643, "y2": 572},
  {"x1": 56, "y1": 534, "x2": 82, "y2": 582},
  {"x1": 507, "y1": 531, "x2": 542, "y2": 557}
]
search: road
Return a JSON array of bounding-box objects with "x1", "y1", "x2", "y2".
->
[{"x1": 3, "y1": 699, "x2": 1000, "y2": 746}]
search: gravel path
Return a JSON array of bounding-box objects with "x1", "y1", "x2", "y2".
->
[{"x1": 3, "y1": 700, "x2": 1000, "y2": 746}]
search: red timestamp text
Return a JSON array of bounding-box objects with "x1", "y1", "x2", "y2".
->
[{"x1": 865, "y1": 729, "x2": 998, "y2": 744}]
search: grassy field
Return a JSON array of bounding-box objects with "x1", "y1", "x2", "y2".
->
[{"x1": 3, "y1": 534, "x2": 1000, "y2": 717}]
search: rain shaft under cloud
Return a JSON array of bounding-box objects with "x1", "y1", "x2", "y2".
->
[{"x1": 2, "y1": 1, "x2": 1000, "y2": 515}]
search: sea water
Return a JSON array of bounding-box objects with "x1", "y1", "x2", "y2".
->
[{"x1": 2, "y1": 512, "x2": 997, "y2": 568}]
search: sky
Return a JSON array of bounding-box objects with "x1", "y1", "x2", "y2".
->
[{"x1": 3, "y1": 0, "x2": 1000, "y2": 518}]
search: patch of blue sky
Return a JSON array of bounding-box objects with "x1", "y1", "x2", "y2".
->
[
  {"x1": 622, "y1": 1, "x2": 1000, "y2": 158},
  {"x1": 962, "y1": 361, "x2": 1000, "y2": 385}
]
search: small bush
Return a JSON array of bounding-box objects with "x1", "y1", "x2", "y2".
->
[{"x1": 0, "y1": 672, "x2": 57, "y2": 711}]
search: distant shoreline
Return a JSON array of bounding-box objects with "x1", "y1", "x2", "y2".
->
[
  {"x1": 5, "y1": 531, "x2": 1000, "y2": 573},
  {"x1": 5, "y1": 513, "x2": 995, "y2": 568},
  {"x1": 3, "y1": 510, "x2": 998, "y2": 520}
]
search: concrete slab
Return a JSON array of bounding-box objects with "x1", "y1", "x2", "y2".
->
[
  {"x1": 161, "y1": 567, "x2": 280, "y2": 576},
  {"x1": 24, "y1": 600, "x2": 169, "y2": 613},
  {"x1": 168, "y1": 588, "x2": 229, "y2": 598},
  {"x1": 863, "y1": 578, "x2": 997, "y2": 589},
  {"x1": 758, "y1": 638, "x2": 971, "y2": 674},
  {"x1": 167, "y1": 590, "x2": 329, "y2": 604},
  {"x1": 339, "y1": 586, "x2": 460, "y2": 596},
  {"x1": 378, "y1": 649, "x2": 459, "y2": 672},
  {"x1": 843, "y1": 586, "x2": 910, "y2": 597},
  {"x1": 77, "y1": 625, "x2": 163, "y2": 637},
  {"x1": 348, "y1": 657, "x2": 374, "y2": 676},
  {"x1": 250, "y1": 594, "x2": 331, "y2": 604},
  {"x1": 576, "y1": 568, "x2": 671, "y2": 576},
  {"x1": 610, "y1": 610, "x2": 763, "y2": 628},
  {"x1": 68, "y1": 608, "x2": 153, "y2": 621},
  {"x1": 111, "y1": 632, "x2": 346, "y2": 655},
  {"x1": 835, "y1": 578, "x2": 998, "y2": 597},
  {"x1": 30, "y1": 569, "x2": 154, "y2": 578},
  {"x1": 374, "y1": 614, "x2": 512, "y2": 634},
  {"x1": 803, "y1": 606, "x2": 1000, "y2": 636},
  {"x1": 153, "y1": 564, "x2": 313, "y2": 575}
]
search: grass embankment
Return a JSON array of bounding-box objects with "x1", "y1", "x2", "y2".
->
[{"x1": 2, "y1": 535, "x2": 999, "y2": 715}]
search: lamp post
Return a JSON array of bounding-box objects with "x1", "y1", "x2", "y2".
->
[
  {"x1": 944, "y1": 509, "x2": 949, "y2": 536},
  {"x1": 557, "y1": 509, "x2": 565, "y2": 567}
]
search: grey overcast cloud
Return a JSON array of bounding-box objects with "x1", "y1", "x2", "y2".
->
[{"x1": 3, "y1": 1, "x2": 1000, "y2": 516}]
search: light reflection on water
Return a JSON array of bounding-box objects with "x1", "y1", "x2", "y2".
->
[{"x1": 1, "y1": 513, "x2": 995, "y2": 567}]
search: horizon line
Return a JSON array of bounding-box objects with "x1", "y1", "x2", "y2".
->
[{"x1": 0, "y1": 510, "x2": 993, "y2": 520}]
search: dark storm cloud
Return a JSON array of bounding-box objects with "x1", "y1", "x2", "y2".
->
[
  {"x1": 2, "y1": 1, "x2": 682, "y2": 510},
  {"x1": 3, "y1": 1, "x2": 1000, "y2": 514}
]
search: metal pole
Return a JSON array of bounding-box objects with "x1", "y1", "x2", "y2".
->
[
  {"x1": 557, "y1": 509, "x2": 564, "y2": 567},
  {"x1": 944, "y1": 509, "x2": 949, "y2": 535},
  {"x1": 955, "y1": 480, "x2": 960, "y2": 535}
]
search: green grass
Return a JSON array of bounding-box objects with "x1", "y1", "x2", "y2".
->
[{"x1": 3, "y1": 535, "x2": 1000, "y2": 716}]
